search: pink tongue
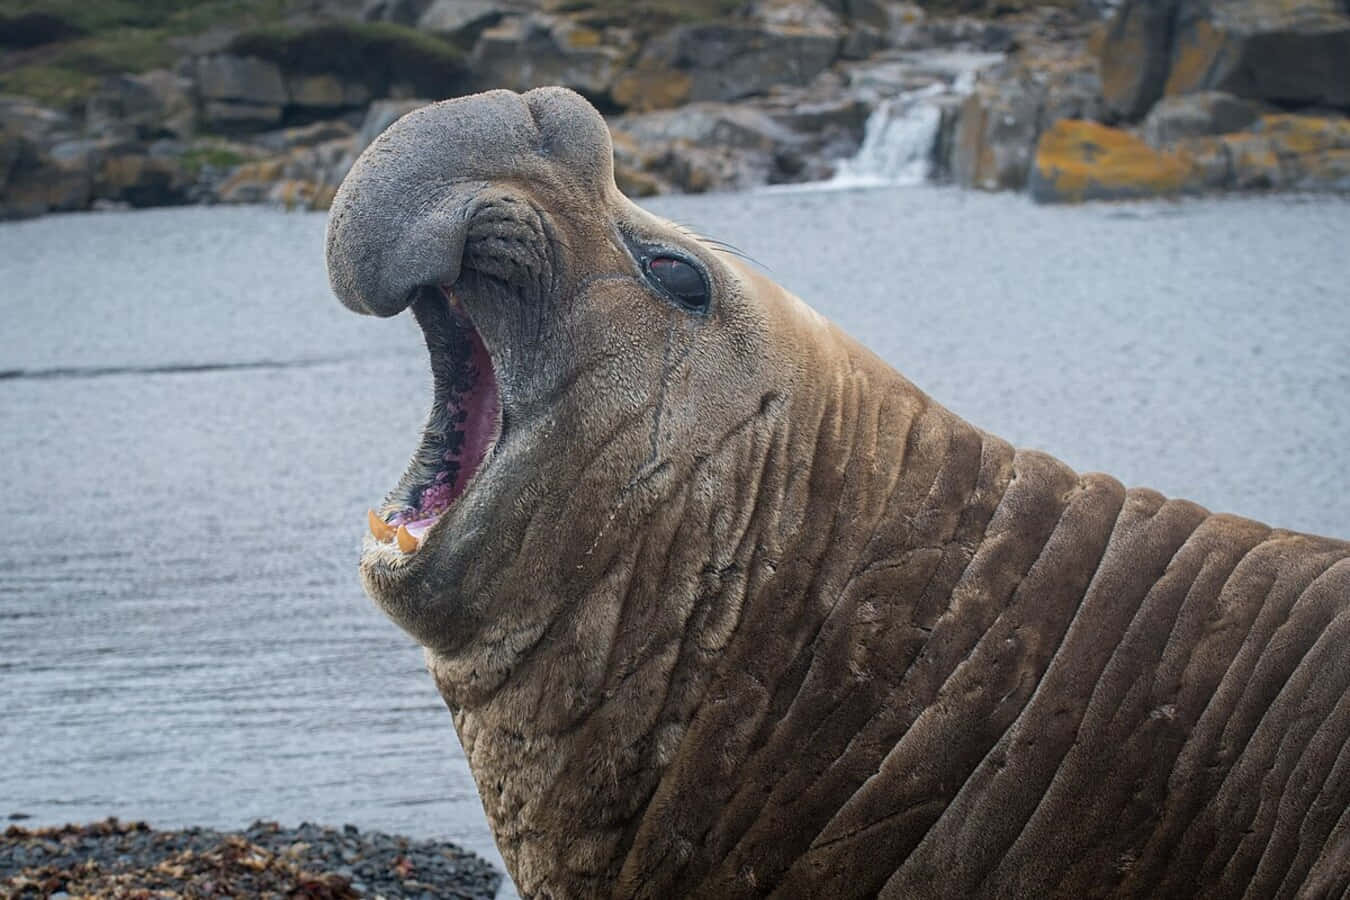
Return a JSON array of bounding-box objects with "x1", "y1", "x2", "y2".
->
[{"x1": 403, "y1": 518, "x2": 437, "y2": 539}]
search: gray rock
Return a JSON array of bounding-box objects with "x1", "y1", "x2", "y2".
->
[
  {"x1": 1100, "y1": 0, "x2": 1350, "y2": 120},
  {"x1": 361, "y1": 0, "x2": 435, "y2": 25},
  {"x1": 639, "y1": 22, "x2": 842, "y2": 104},
  {"x1": 194, "y1": 54, "x2": 288, "y2": 106},
  {"x1": 618, "y1": 102, "x2": 801, "y2": 152},
  {"x1": 611, "y1": 101, "x2": 821, "y2": 193},
  {"x1": 256, "y1": 119, "x2": 357, "y2": 153},
  {"x1": 949, "y1": 68, "x2": 1044, "y2": 191},
  {"x1": 470, "y1": 15, "x2": 627, "y2": 99},
  {"x1": 418, "y1": 0, "x2": 512, "y2": 38},
  {"x1": 0, "y1": 95, "x2": 77, "y2": 148},
  {"x1": 202, "y1": 100, "x2": 285, "y2": 130},
  {"x1": 0, "y1": 130, "x2": 92, "y2": 219},
  {"x1": 86, "y1": 71, "x2": 196, "y2": 140},
  {"x1": 1164, "y1": 0, "x2": 1350, "y2": 109},
  {"x1": 1142, "y1": 90, "x2": 1262, "y2": 147}
]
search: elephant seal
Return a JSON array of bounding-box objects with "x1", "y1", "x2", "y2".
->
[{"x1": 326, "y1": 87, "x2": 1350, "y2": 899}]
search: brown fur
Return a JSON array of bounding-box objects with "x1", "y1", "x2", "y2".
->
[{"x1": 326, "y1": 87, "x2": 1350, "y2": 899}]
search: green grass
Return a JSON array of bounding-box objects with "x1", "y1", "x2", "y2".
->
[
  {"x1": 0, "y1": 0, "x2": 287, "y2": 34},
  {"x1": 0, "y1": 0, "x2": 289, "y2": 109},
  {"x1": 178, "y1": 143, "x2": 249, "y2": 175}
]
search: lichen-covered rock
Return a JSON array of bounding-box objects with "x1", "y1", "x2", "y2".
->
[
  {"x1": 1097, "y1": 0, "x2": 1180, "y2": 120},
  {"x1": 1142, "y1": 90, "x2": 1261, "y2": 146},
  {"x1": 1189, "y1": 113, "x2": 1350, "y2": 191},
  {"x1": 1029, "y1": 118, "x2": 1197, "y2": 202},
  {"x1": 1164, "y1": 0, "x2": 1350, "y2": 108},
  {"x1": 1099, "y1": 0, "x2": 1350, "y2": 122}
]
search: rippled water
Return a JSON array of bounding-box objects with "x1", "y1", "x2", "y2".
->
[{"x1": 3, "y1": 189, "x2": 1348, "y2": 890}]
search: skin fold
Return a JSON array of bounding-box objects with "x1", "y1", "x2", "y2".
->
[{"x1": 325, "y1": 87, "x2": 1350, "y2": 899}]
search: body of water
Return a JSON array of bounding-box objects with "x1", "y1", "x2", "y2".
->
[{"x1": 2, "y1": 189, "x2": 1348, "y2": 891}]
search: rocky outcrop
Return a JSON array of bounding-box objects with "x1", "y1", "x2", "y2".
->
[
  {"x1": 1029, "y1": 112, "x2": 1350, "y2": 202},
  {"x1": 469, "y1": 15, "x2": 629, "y2": 102},
  {"x1": 1029, "y1": 119, "x2": 1193, "y2": 202},
  {"x1": 86, "y1": 71, "x2": 198, "y2": 141},
  {"x1": 3, "y1": 0, "x2": 1348, "y2": 218},
  {"x1": 1141, "y1": 90, "x2": 1261, "y2": 147},
  {"x1": 1098, "y1": 0, "x2": 1180, "y2": 120},
  {"x1": 1099, "y1": 0, "x2": 1350, "y2": 121},
  {"x1": 616, "y1": 22, "x2": 841, "y2": 111},
  {"x1": 1164, "y1": 0, "x2": 1350, "y2": 108}
]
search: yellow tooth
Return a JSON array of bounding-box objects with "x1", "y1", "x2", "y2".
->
[
  {"x1": 396, "y1": 525, "x2": 419, "y2": 553},
  {"x1": 368, "y1": 509, "x2": 396, "y2": 543}
]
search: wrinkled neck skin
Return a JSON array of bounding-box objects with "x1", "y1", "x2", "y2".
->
[{"x1": 429, "y1": 273, "x2": 986, "y2": 896}]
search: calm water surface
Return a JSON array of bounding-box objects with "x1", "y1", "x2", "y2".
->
[{"x1": 3, "y1": 189, "x2": 1348, "y2": 886}]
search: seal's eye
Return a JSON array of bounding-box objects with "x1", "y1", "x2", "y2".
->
[{"x1": 646, "y1": 256, "x2": 708, "y2": 311}]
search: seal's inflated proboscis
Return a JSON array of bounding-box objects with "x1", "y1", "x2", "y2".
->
[{"x1": 326, "y1": 87, "x2": 1350, "y2": 899}]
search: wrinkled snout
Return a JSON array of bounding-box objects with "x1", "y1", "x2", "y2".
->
[{"x1": 325, "y1": 87, "x2": 615, "y2": 318}]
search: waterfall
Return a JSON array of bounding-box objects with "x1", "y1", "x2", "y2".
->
[{"x1": 829, "y1": 84, "x2": 946, "y2": 188}]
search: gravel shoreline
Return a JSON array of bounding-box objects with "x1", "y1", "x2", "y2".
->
[{"x1": 1, "y1": 818, "x2": 501, "y2": 899}]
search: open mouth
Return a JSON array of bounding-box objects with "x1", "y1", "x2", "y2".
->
[{"x1": 366, "y1": 285, "x2": 502, "y2": 555}]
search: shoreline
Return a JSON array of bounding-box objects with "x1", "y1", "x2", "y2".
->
[{"x1": 1, "y1": 817, "x2": 502, "y2": 899}]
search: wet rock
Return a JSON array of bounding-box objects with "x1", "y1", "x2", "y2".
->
[
  {"x1": 1029, "y1": 118, "x2": 1196, "y2": 202},
  {"x1": 950, "y1": 67, "x2": 1044, "y2": 190},
  {"x1": 470, "y1": 15, "x2": 628, "y2": 101},
  {"x1": 0, "y1": 819, "x2": 500, "y2": 899},
  {"x1": 1142, "y1": 90, "x2": 1261, "y2": 146}
]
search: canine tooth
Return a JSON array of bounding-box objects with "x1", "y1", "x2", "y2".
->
[
  {"x1": 368, "y1": 509, "x2": 396, "y2": 542},
  {"x1": 396, "y1": 525, "x2": 419, "y2": 553}
]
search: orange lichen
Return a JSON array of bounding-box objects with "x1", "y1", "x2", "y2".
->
[
  {"x1": 610, "y1": 68, "x2": 692, "y2": 112},
  {"x1": 1031, "y1": 119, "x2": 1198, "y2": 203},
  {"x1": 1164, "y1": 20, "x2": 1228, "y2": 96}
]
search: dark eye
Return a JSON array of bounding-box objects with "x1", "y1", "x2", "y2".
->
[{"x1": 646, "y1": 256, "x2": 709, "y2": 310}]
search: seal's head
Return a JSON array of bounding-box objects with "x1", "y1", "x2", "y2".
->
[{"x1": 327, "y1": 88, "x2": 819, "y2": 681}]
